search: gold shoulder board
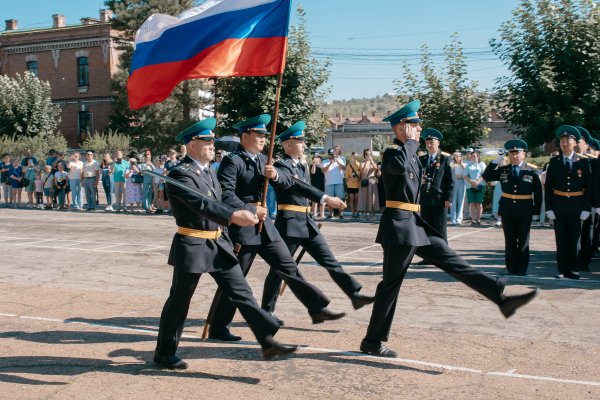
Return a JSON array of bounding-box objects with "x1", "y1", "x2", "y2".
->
[
  {"x1": 388, "y1": 144, "x2": 398, "y2": 150},
  {"x1": 441, "y1": 151, "x2": 450, "y2": 156},
  {"x1": 578, "y1": 153, "x2": 588, "y2": 158},
  {"x1": 527, "y1": 163, "x2": 538, "y2": 169}
]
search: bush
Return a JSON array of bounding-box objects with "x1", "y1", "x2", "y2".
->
[
  {"x1": 80, "y1": 129, "x2": 132, "y2": 159},
  {"x1": 0, "y1": 132, "x2": 68, "y2": 163}
]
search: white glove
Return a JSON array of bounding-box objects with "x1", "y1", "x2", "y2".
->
[
  {"x1": 547, "y1": 210, "x2": 556, "y2": 220},
  {"x1": 581, "y1": 211, "x2": 590, "y2": 221},
  {"x1": 492, "y1": 156, "x2": 505, "y2": 164}
]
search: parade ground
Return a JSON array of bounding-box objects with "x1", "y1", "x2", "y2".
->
[{"x1": 1, "y1": 208, "x2": 600, "y2": 399}]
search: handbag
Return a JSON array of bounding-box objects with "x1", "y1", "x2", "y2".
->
[
  {"x1": 470, "y1": 184, "x2": 484, "y2": 192},
  {"x1": 132, "y1": 174, "x2": 143, "y2": 184},
  {"x1": 361, "y1": 179, "x2": 369, "y2": 187}
]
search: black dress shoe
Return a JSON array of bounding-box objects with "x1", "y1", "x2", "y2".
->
[
  {"x1": 311, "y1": 308, "x2": 347, "y2": 324},
  {"x1": 499, "y1": 288, "x2": 539, "y2": 318},
  {"x1": 261, "y1": 341, "x2": 299, "y2": 361},
  {"x1": 153, "y1": 351, "x2": 189, "y2": 369},
  {"x1": 580, "y1": 265, "x2": 591, "y2": 272},
  {"x1": 359, "y1": 339, "x2": 398, "y2": 358},
  {"x1": 208, "y1": 330, "x2": 242, "y2": 341},
  {"x1": 570, "y1": 273, "x2": 581, "y2": 280},
  {"x1": 352, "y1": 295, "x2": 375, "y2": 310},
  {"x1": 555, "y1": 273, "x2": 565, "y2": 279},
  {"x1": 517, "y1": 273, "x2": 526, "y2": 276},
  {"x1": 271, "y1": 312, "x2": 285, "y2": 326}
]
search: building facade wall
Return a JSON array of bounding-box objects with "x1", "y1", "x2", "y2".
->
[{"x1": 0, "y1": 22, "x2": 121, "y2": 148}]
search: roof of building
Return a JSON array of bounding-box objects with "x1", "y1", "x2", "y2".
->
[{"x1": 1, "y1": 22, "x2": 110, "y2": 36}]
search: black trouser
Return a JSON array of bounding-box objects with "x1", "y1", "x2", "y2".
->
[
  {"x1": 553, "y1": 215, "x2": 582, "y2": 275},
  {"x1": 156, "y1": 266, "x2": 280, "y2": 356},
  {"x1": 420, "y1": 206, "x2": 448, "y2": 242},
  {"x1": 365, "y1": 235, "x2": 506, "y2": 342},
  {"x1": 592, "y1": 214, "x2": 600, "y2": 253},
  {"x1": 501, "y1": 216, "x2": 532, "y2": 275},
  {"x1": 210, "y1": 231, "x2": 330, "y2": 334},
  {"x1": 261, "y1": 230, "x2": 362, "y2": 313},
  {"x1": 580, "y1": 216, "x2": 594, "y2": 268}
]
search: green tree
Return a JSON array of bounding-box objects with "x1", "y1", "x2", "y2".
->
[
  {"x1": 0, "y1": 71, "x2": 61, "y2": 139},
  {"x1": 214, "y1": 5, "x2": 331, "y2": 153},
  {"x1": 394, "y1": 34, "x2": 490, "y2": 152},
  {"x1": 491, "y1": 0, "x2": 600, "y2": 147},
  {"x1": 0, "y1": 132, "x2": 68, "y2": 163},
  {"x1": 80, "y1": 129, "x2": 133, "y2": 158},
  {"x1": 105, "y1": 0, "x2": 213, "y2": 155}
]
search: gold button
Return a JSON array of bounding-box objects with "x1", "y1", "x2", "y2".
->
[
  {"x1": 513, "y1": 201, "x2": 516, "y2": 203},
  {"x1": 514, "y1": 185, "x2": 517, "y2": 187},
  {"x1": 568, "y1": 177, "x2": 570, "y2": 179},
  {"x1": 567, "y1": 189, "x2": 570, "y2": 191},
  {"x1": 568, "y1": 183, "x2": 570, "y2": 185},
  {"x1": 514, "y1": 190, "x2": 517, "y2": 192}
]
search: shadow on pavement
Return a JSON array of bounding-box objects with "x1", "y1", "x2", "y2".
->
[{"x1": 0, "y1": 355, "x2": 261, "y2": 386}]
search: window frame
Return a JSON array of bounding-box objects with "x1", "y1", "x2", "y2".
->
[
  {"x1": 77, "y1": 57, "x2": 89, "y2": 86},
  {"x1": 78, "y1": 111, "x2": 91, "y2": 141},
  {"x1": 27, "y1": 61, "x2": 38, "y2": 77}
]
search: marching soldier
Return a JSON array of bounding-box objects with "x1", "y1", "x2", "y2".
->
[
  {"x1": 261, "y1": 122, "x2": 375, "y2": 317},
  {"x1": 209, "y1": 115, "x2": 346, "y2": 342},
  {"x1": 154, "y1": 119, "x2": 298, "y2": 369},
  {"x1": 588, "y1": 139, "x2": 600, "y2": 258},
  {"x1": 360, "y1": 100, "x2": 539, "y2": 358},
  {"x1": 418, "y1": 128, "x2": 455, "y2": 242},
  {"x1": 482, "y1": 139, "x2": 543, "y2": 276},
  {"x1": 545, "y1": 126, "x2": 592, "y2": 279}
]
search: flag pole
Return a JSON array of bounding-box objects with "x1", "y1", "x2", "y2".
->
[{"x1": 258, "y1": 72, "x2": 284, "y2": 232}]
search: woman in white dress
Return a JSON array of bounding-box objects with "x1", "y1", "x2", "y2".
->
[{"x1": 450, "y1": 151, "x2": 466, "y2": 225}]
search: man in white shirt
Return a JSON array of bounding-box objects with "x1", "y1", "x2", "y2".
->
[
  {"x1": 82, "y1": 150, "x2": 100, "y2": 211},
  {"x1": 209, "y1": 151, "x2": 222, "y2": 173},
  {"x1": 321, "y1": 148, "x2": 347, "y2": 219},
  {"x1": 67, "y1": 152, "x2": 84, "y2": 209}
]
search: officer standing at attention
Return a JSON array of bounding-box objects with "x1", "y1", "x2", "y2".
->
[
  {"x1": 360, "y1": 100, "x2": 539, "y2": 358},
  {"x1": 588, "y1": 138, "x2": 600, "y2": 258},
  {"x1": 209, "y1": 115, "x2": 347, "y2": 342},
  {"x1": 545, "y1": 126, "x2": 592, "y2": 279},
  {"x1": 418, "y1": 128, "x2": 455, "y2": 242},
  {"x1": 261, "y1": 122, "x2": 375, "y2": 317},
  {"x1": 575, "y1": 127, "x2": 596, "y2": 272},
  {"x1": 154, "y1": 118, "x2": 298, "y2": 369},
  {"x1": 482, "y1": 139, "x2": 543, "y2": 276}
]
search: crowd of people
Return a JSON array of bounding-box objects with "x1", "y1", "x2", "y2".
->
[{"x1": 0, "y1": 145, "x2": 223, "y2": 214}]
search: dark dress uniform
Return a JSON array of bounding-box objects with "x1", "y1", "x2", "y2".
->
[
  {"x1": 156, "y1": 155, "x2": 280, "y2": 357},
  {"x1": 545, "y1": 152, "x2": 592, "y2": 277},
  {"x1": 581, "y1": 153, "x2": 599, "y2": 270},
  {"x1": 365, "y1": 137, "x2": 509, "y2": 343},
  {"x1": 418, "y1": 150, "x2": 456, "y2": 242},
  {"x1": 482, "y1": 161, "x2": 543, "y2": 275},
  {"x1": 209, "y1": 146, "x2": 332, "y2": 336},
  {"x1": 261, "y1": 154, "x2": 363, "y2": 312}
]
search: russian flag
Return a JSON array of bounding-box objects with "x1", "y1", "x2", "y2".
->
[{"x1": 127, "y1": 0, "x2": 292, "y2": 110}]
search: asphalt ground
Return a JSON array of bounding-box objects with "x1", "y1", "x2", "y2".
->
[{"x1": 1, "y1": 207, "x2": 600, "y2": 399}]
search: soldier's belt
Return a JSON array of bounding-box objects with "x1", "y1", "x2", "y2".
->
[
  {"x1": 178, "y1": 226, "x2": 222, "y2": 239},
  {"x1": 249, "y1": 202, "x2": 261, "y2": 206},
  {"x1": 278, "y1": 204, "x2": 311, "y2": 213},
  {"x1": 501, "y1": 193, "x2": 532, "y2": 200},
  {"x1": 553, "y1": 190, "x2": 584, "y2": 197},
  {"x1": 386, "y1": 201, "x2": 421, "y2": 212}
]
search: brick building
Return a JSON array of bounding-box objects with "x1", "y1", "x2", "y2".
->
[{"x1": 0, "y1": 10, "x2": 121, "y2": 147}]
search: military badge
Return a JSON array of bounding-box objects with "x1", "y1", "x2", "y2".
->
[
  {"x1": 522, "y1": 175, "x2": 532, "y2": 183},
  {"x1": 409, "y1": 173, "x2": 414, "y2": 180},
  {"x1": 578, "y1": 169, "x2": 582, "y2": 177},
  {"x1": 436, "y1": 163, "x2": 440, "y2": 169}
]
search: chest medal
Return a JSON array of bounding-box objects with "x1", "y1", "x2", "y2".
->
[
  {"x1": 409, "y1": 173, "x2": 414, "y2": 180},
  {"x1": 578, "y1": 169, "x2": 582, "y2": 178}
]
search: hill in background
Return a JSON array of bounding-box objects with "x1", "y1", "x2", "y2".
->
[{"x1": 320, "y1": 93, "x2": 404, "y2": 118}]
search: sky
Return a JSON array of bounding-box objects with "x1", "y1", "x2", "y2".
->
[{"x1": 1, "y1": 0, "x2": 522, "y2": 101}]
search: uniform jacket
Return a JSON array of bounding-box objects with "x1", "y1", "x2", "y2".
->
[
  {"x1": 590, "y1": 155, "x2": 600, "y2": 209},
  {"x1": 376, "y1": 138, "x2": 442, "y2": 246},
  {"x1": 166, "y1": 155, "x2": 238, "y2": 274},
  {"x1": 273, "y1": 154, "x2": 325, "y2": 238},
  {"x1": 545, "y1": 152, "x2": 592, "y2": 216},
  {"x1": 482, "y1": 161, "x2": 543, "y2": 218},
  {"x1": 418, "y1": 150, "x2": 456, "y2": 208},
  {"x1": 217, "y1": 146, "x2": 293, "y2": 245}
]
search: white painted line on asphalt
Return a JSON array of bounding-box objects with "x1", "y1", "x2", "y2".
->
[
  {"x1": 0, "y1": 242, "x2": 165, "y2": 255},
  {"x1": 0, "y1": 236, "x2": 170, "y2": 247},
  {"x1": 448, "y1": 227, "x2": 494, "y2": 240},
  {"x1": 336, "y1": 244, "x2": 380, "y2": 259},
  {"x1": 93, "y1": 244, "x2": 126, "y2": 250},
  {"x1": 2, "y1": 311, "x2": 600, "y2": 386}
]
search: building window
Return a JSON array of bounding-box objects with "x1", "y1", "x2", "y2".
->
[
  {"x1": 79, "y1": 111, "x2": 90, "y2": 141},
  {"x1": 27, "y1": 61, "x2": 38, "y2": 77},
  {"x1": 77, "y1": 57, "x2": 89, "y2": 86}
]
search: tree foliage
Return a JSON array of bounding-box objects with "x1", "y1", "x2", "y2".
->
[
  {"x1": 80, "y1": 129, "x2": 133, "y2": 157},
  {"x1": 214, "y1": 5, "x2": 331, "y2": 153},
  {"x1": 491, "y1": 0, "x2": 600, "y2": 147},
  {"x1": 105, "y1": 0, "x2": 213, "y2": 155},
  {"x1": 394, "y1": 34, "x2": 490, "y2": 152},
  {"x1": 0, "y1": 71, "x2": 62, "y2": 139}
]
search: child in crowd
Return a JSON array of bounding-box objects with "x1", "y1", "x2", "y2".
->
[
  {"x1": 34, "y1": 173, "x2": 44, "y2": 209},
  {"x1": 9, "y1": 159, "x2": 23, "y2": 208},
  {"x1": 42, "y1": 165, "x2": 54, "y2": 209},
  {"x1": 54, "y1": 163, "x2": 69, "y2": 209},
  {"x1": 153, "y1": 159, "x2": 165, "y2": 213}
]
